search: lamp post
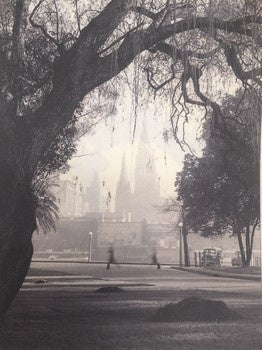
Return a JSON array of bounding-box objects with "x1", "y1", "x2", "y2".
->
[
  {"x1": 88, "y1": 232, "x2": 93, "y2": 262},
  {"x1": 178, "y1": 222, "x2": 183, "y2": 267},
  {"x1": 72, "y1": 176, "x2": 78, "y2": 218}
]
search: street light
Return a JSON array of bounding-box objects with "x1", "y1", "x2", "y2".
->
[
  {"x1": 178, "y1": 222, "x2": 183, "y2": 268},
  {"x1": 88, "y1": 232, "x2": 93, "y2": 262},
  {"x1": 72, "y1": 176, "x2": 78, "y2": 218}
]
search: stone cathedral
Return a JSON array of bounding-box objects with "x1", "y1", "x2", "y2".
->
[
  {"x1": 56, "y1": 121, "x2": 163, "y2": 223},
  {"x1": 115, "y1": 121, "x2": 163, "y2": 223}
]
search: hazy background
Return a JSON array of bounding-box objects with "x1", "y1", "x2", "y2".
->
[{"x1": 67, "y1": 63, "x2": 239, "y2": 210}]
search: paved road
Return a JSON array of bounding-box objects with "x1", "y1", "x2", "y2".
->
[{"x1": 27, "y1": 262, "x2": 260, "y2": 295}]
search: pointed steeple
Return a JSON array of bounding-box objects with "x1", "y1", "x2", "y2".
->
[
  {"x1": 119, "y1": 152, "x2": 128, "y2": 184},
  {"x1": 132, "y1": 121, "x2": 161, "y2": 222},
  {"x1": 115, "y1": 152, "x2": 131, "y2": 218}
]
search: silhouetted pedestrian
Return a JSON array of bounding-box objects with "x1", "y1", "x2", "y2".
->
[
  {"x1": 152, "y1": 251, "x2": 161, "y2": 269},
  {"x1": 106, "y1": 246, "x2": 120, "y2": 269}
]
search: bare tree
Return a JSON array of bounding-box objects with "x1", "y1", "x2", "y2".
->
[{"x1": 160, "y1": 198, "x2": 190, "y2": 267}]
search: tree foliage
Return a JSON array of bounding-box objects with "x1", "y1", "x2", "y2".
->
[
  {"x1": 0, "y1": 1, "x2": 261, "y2": 177},
  {"x1": 35, "y1": 188, "x2": 59, "y2": 234},
  {"x1": 175, "y1": 90, "x2": 260, "y2": 265}
]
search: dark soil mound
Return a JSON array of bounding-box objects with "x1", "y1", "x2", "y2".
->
[
  {"x1": 153, "y1": 297, "x2": 239, "y2": 322},
  {"x1": 96, "y1": 286, "x2": 125, "y2": 293},
  {"x1": 34, "y1": 279, "x2": 50, "y2": 284}
]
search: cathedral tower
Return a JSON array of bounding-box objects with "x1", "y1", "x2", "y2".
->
[
  {"x1": 115, "y1": 153, "x2": 132, "y2": 220},
  {"x1": 87, "y1": 172, "x2": 101, "y2": 212},
  {"x1": 132, "y1": 119, "x2": 161, "y2": 222},
  {"x1": 114, "y1": 120, "x2": 162, "y2": 223}
]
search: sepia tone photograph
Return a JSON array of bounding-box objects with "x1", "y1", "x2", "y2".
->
[{"x1": 0, "y1": 0, "x2": 261, "y2": 349}]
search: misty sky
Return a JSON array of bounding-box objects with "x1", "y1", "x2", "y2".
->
[
  {"x1": 66, "y1": 59, "x2": 239, "y2": 208},
  {"x1": 68, "y1": 97, "x2": 203, "y2": 207}
]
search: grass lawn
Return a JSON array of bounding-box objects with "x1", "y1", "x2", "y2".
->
[{"x1": 0, "y1": 287, "x2": 261, "y2": 350}]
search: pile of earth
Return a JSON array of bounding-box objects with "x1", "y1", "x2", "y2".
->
[
  {"x1": 153, "y1": 297, "x2": 239, "y2": 322},
  {"x1": 96, "y1": 286, "x2": 125, "y2": 293},
  {"x1": 34, "y1": 279, "x2": 50, "y2": 284}
]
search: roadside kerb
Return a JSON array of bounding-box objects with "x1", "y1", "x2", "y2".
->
[{"x1": 171, "y1": 266, "x2": 261, "y2": 281}]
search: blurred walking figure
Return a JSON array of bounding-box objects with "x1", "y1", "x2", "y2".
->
[
  {"x1": 152, "y1": 251, "x2": 161, "y2": 269},
  {"x1": 106, "y1": 246, "x2": 120, "y2": 269}
]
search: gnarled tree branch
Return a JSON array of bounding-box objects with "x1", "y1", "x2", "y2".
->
[
  {"x1": 220, "y1": 41, "x2": 262, "y2": 87},
  {"x1": 30, "y1": 7, "x2": 261, "y2": 170}
]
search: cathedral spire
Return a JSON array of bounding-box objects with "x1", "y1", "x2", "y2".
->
[
  {"x1": 115, "y1": 152, "x2": 131, "y2": 218},
  {"x1": 119, "y1": 152, "x2": 128, "y2": 184},
  {"x1": 132, "y1": 120, "x2": 161, "y2": 222}
]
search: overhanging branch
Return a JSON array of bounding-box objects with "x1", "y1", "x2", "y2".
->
[
  {"x1": 31, "y1": 10, "x2": 261, "y2": 168},
  {"x1": 69, "y1": 0, "x2": 136, "y2": 54},
  {"x1": 220, "y1": 41, "x2": 262, "y2": 86}
]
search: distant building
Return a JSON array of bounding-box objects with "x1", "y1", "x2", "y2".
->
[
  {"x1": 114, "y1": 120, "x2": 164, "y2": 223},
  {"x1": 86, "y1": 172, "x2": 101, "y2": 213},
  {"x1": 32, "y1": 217, "x2": 260, "y2": 265},
  {"x1": 97, "y1": 221, "x2": 142, "y2": 247},
  {"x1": 115, "y1": 153, "x2": 132, "y2": 220},
  {"x1": 131, "y1": 119, "x2": 162, "y2": 222},
  {"x1": 33, "y1": 218, "x2": 98, "y2": 252},
  {"x1": 56, "y1": 173, "x2": 86, "y2": 218},
  {"x1": 35, "y1": 117, "x2": 260, "y2": 263},
  {"x1": 146, "y1": 223, "x2": 174, "y2": 248},
  {"x1": 55, "y1": 119, "x2": 166, "y2": 225}
]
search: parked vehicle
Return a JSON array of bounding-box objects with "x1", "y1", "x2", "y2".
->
[
  {"x1": 222, "y1": 250, "x2": 237, "y2": 266},
  {"x1": 231, "y1": 250, "x2": 261, "y2": 267},
  {"x1": 231, "y1": 251, "x2": 242, "y2": 266},
  {"x1": 201, "y1": 247, "x2": 223, "y2": 267}
]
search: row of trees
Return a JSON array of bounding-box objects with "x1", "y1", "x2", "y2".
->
[
  {"x1": 0, "y1": 0, "x2": 261, "y2": 317},
  {"x1": 173, "y1": 90, "x2": 260, "y2": 267}
]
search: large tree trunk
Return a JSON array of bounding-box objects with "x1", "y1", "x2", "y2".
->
[
  {"x1": 245, "y1": 224, "x2": 252, "y2": 267},
  {"x1": 0, "y1": 170, "x2": 36, "y2": 319},
  {"x1": 235, "y1": 223, "x2": 258, "y2": 268},
  {"x1": 250, "y1": 218, "x2": 259, "y2": 253},
  {"x1": 0, "y1": 236, "x2": 33, "y2": 319},
  {"x1": 235, "y1": 227, "x2": 247, "y2": 267},
  {"x1": 182, "y1": 231, "x2": 190, "y2": 267}
]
